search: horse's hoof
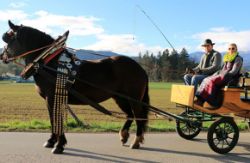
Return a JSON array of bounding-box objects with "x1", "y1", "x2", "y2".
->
[
  {"x1": 130, "y1": 135, "x2": 144, "y2": 149},
  {"x1": 43, "y1": 141, "x2": 55, "y2": 148},
  {"x1": 119, "y1": 129, "x2": 130, "y2": 145},
  {"x1": 130, "y1": 143, "x2": 140, "y2": 149},
  {"x1": 51, "y1": 146, "x2": 64, "y2": 154}
]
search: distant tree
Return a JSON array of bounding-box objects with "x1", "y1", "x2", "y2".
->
[
  {"x1": 168, "y1": 50, "x2": 179, "y2": 80},
  {"x1": 178, "y1": 48, "x2": 189, "y2": 78},
  {"x1": 159, "y1": 49, "x2": 171, "y2": 81},
  {"x1": 137, "y1": 48, "x2": 198, "y2": 82},
  {"x1": 0, "y1": 62, "x2": 22, "y2": 76}
]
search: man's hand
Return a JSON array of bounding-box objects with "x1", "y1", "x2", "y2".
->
[{"x1": 184, "y1": 67, "x2": 195, "y2": 75}]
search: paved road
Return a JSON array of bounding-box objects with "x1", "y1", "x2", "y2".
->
[{"x1": 1, "y1": 132, "x2": 250, "y2": 163}]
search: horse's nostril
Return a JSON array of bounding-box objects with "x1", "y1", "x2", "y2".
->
[{"x1": 3, "y1": 60, "x2": 9, "y2": 64}]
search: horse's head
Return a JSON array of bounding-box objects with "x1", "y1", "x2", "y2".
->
[
  {"x1": 1, "y1": 20, "x2": 23, "y2": 63},
  {"x1": 1, "y1": 20, "x2": 55, "y2": 65}
]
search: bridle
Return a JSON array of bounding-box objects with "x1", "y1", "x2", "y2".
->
[
  {"x1": 1, "y1": 30, "x2": 56, "y2": 67},
  {"x1": 1, "y1": 30, "x2": 76, "y2": 69},
  {"x1": 1, "y1": 41, "x2": 54, "y2": 65}
]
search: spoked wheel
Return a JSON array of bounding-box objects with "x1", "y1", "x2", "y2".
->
[
  {"x1": 207, "y1": 117, "x2": 239, "y2": 154},
  {"x1": 176, "y1": 111, "x2": 202, "y2": 140}
]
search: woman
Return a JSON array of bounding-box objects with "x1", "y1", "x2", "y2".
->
[{"x1": 195, "y1": 43, "x2": 243, "y2": 107}]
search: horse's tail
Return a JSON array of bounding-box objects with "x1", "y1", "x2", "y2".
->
[
  {"x1": 142, "y1": 83, "x2": 150, "y2": 106},
  {"x1": 141, "y1": 83, "x2": 150, "y2": 131}
]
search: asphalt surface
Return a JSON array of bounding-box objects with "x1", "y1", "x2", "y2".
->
[{"x1": 1, "y1": 132, "x2": 250, "y2": 163}]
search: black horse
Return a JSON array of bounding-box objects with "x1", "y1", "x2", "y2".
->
[{"x1": 1, "y1": 21, "x2": 149, "y2": 154}]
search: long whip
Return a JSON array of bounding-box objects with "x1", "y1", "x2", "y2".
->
[{"x1": 136, "y1": 5, "x2": 177, "y2": 53}]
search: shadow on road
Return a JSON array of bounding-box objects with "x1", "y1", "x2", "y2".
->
[
  {"x1": 141, "y1": 146, "x2": 250, "y2": 163},
  {"x1": 62, "y1": 135, "x2": 250, "y2": 163},
  {"x1": 64, "y1": 148, "x2": 160, "y2": 163},
  {"x1": 237, "y1": 142, "x2": 250, "y2": 152}
]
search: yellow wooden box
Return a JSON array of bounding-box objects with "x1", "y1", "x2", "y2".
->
[{"x1": 171, "y1": 84, "x2": 194, "y2": 107}]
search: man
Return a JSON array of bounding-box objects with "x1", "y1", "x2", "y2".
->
[{"x1": 184, "y1": 39, "x2": 222, "y2": 91}]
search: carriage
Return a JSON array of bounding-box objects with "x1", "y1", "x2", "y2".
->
[
  {"x1": 171, "y1": 75, "x2": 250, "y2": 154},
  {"x1": 1, "y1": 20, "x2": 250, "y2": 155}
]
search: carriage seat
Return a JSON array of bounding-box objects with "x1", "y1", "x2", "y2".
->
[
  {"x1": 218, "y1": 73, "x2": 250, "y2": 105},
  {"x1": 224, "y1": 73, "x2": 250, "y2": 102},
  {"x1": 239, "y1": 73, "x2": 250, "y2": 102},
  {"x1": 226, "y1": 72, "x2": 249, "y2": 87}
]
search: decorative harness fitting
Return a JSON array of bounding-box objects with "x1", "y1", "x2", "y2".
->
[
  {"x1": 1, "y1": 30, "x2": 83, "y2": 138},
  {"x1": 20, "y1": 31, "x2": 81, "y2": 138}
]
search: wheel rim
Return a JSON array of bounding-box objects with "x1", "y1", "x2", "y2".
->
[{"x1": 176, "y1": 111, "x2": 201, "y2": 140}]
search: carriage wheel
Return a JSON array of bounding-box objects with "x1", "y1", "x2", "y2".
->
[
  {"x1": 207, "y1": 117, "x2": 239, "y2": 154},
  {"x1": 176, "y1": 111, "x2": 202, "y2": 140}
]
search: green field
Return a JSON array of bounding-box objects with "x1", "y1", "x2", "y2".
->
[{"x1": 0, "y1": 82, "x2": 248, "y2": 132}]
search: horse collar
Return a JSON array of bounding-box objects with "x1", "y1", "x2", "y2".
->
[
  {"x1": 57, "y1": 52, "x2": 81, "y2": 88},
  {"x1": 44, "y1": 48, "x2": 64, "y2": 64}
]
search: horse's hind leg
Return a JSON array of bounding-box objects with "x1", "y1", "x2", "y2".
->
[
  {"x1": 130, "y1": 85, "x2": 149, "y2": 149},
  {"x1": 114, "y1": 97, "x2": 133, "y2": 145},
  {"x1": 119, "y1": 119, "x2": 133, "y2": 145},
  {"x1": 130, "y1": 102, "x2": 148, "y2": 149}
]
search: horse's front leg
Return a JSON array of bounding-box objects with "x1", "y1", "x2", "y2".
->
[
  {"x1": 43, "y1": 96, "x2": 67, "y2": 154},
  {"x1": 43, "y1": 96, "x2": 57, "y2": 148}
]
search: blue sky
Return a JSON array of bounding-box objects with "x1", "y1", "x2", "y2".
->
[{"x1": 0, "y1": 0, "x2": 250, "y2": 56}]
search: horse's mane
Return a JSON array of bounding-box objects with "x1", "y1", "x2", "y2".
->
[{"x1": 17, "y1": 26, "x2": 55, "y2": 49}]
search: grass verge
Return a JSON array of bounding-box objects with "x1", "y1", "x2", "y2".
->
[{"x1": 0, "y1": 119, "x2": 249, "y2": 132}]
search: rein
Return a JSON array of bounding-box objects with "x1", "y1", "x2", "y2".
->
[
  {"x1": 8, "y1": 44, "x2": 55, "y2": 68},
  {"x1": 42, "y1": 64, "x2": 185, "y2": 122},
  {"x1": 3, "y1": 31, "x2": 69, "y2": 69},
  {"x1": 5, "y1": 43, "x2": 53, "y2": 63}
]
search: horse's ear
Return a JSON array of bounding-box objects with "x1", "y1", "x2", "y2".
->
[{"x1": 8, "y1": 20, "x2": 19, "y2": 31}]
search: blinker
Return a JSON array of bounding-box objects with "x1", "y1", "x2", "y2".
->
[
  {"x1": 2, "y1": 32, "x2": 10, "y2": 43},
  {"x1": 2, "y1": 31, "x2": 15, "y2": 43}
]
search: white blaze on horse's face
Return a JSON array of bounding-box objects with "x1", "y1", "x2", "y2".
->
[{"x1": 7, "y1": 29, "x2": 15, "y2": 36}]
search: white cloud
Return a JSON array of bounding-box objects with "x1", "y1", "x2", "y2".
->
[
  {"x1": 19, "y1": 10, "x2": 104, "y2": 37},
  {"x1": 0, "y1": 10, "x2": 27, "y2": 21},
  {"x1": 83, "y1": 34, "x2": 165, "y2": 56},
  {"x1": 0, "y1": 9, "x2": 166, "y2": 56},
  {"x1": 193, "y1": 28, "x2": 250, "y2": 52},
  {"x1": 0, "y1": 9, "x2": 105, "y2": 49}
]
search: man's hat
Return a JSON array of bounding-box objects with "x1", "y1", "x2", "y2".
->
[{"x1": 201, "y1": 39, "x2": 215, "y2": 46}]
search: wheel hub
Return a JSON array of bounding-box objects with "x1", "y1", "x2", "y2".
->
[{"x1": 215, "y1": 129, "x2": 228, "y2": 141}]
